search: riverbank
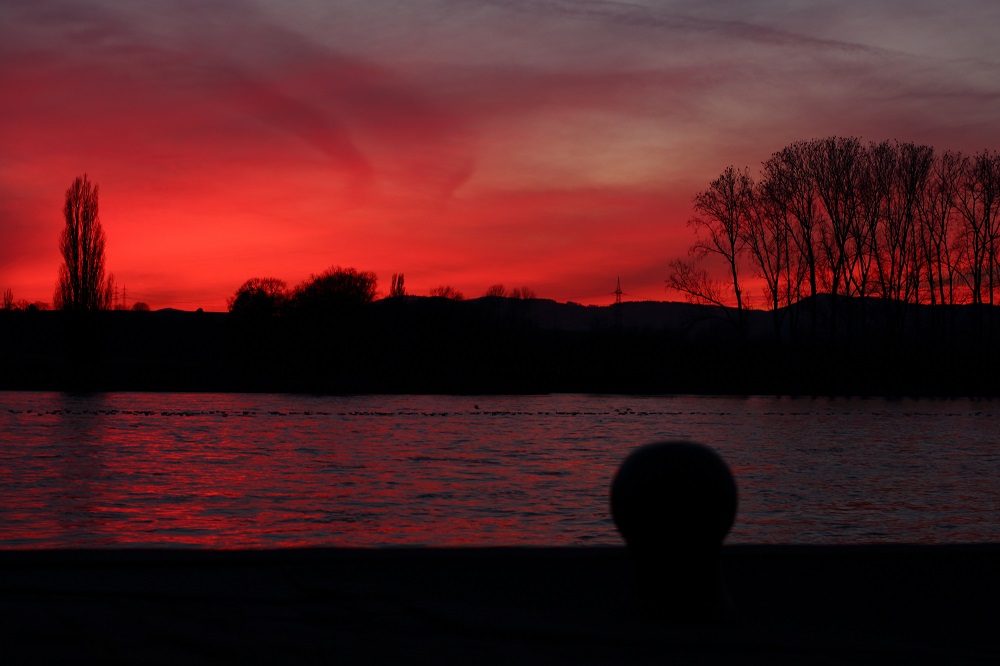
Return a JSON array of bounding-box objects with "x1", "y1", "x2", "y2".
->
[
  {"x1": 4, "y1": 298, "x2": 1000, "y2": 395},
  {"x1": 2, "y1": 544, "x2": 997, "y2": 664}
]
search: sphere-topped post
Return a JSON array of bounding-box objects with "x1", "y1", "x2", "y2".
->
[{"x1": 610, "y1": 441, "x2": 738, "y2": 621}]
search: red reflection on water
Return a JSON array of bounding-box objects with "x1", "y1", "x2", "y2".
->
[{"x1": 0, "y1": 396, "x2": 622, "y2": 548}]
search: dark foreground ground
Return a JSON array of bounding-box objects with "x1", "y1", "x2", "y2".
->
[{"x1": 1, "y1": 545, "x2": 996, "y2": 664}]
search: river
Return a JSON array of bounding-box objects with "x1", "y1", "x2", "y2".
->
[{"x1": 1, "y1": 392, "x2": 997, "y2": 547}]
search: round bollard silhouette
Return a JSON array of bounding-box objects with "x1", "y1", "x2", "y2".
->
[{"x1": 610, "y1": 441, "x2": 738, "y2": 621}]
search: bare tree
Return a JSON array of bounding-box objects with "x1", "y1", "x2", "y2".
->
[
  {"x1": 860, "y1": 140, "x2": 933, "y2": 304},
  {"x1": 743, "y1": 179, "x2": 801, "y2": 340},
  {"x1": 954, "y1": 150, "x2": 1000, "y2": 304},
  {"x1": 855, "y1": 140, "x2": 895, "y2": 299},
  {"x1": 759, "y1": 140, "x2": 826, "y2": 342},
  {"x1": 2, "y1": 288, "x2": 13, "y2": 311},
  {"x1": 918, "y1": 150, "x2": 966, "y2": 305},
  {"x1": 762, "y1": 141, "x2": 822, "y2": 302},
  {"x1": 484, "y1": 284, "x2": 506, "y2": 298},
  {"x1": 54, "y1": 174, "x2": 113, "y2": 311},
  {"x1": 666, "y1": 258, "x2": 729, "y2": 308},
  {"x1": 683, "y1": 165, "x2": 754, "y2": 329},
  {"x1": 978, "y1": 151, "x2": 1000, "y2": 305},
  {"x1": 882, "y1": 141, "x2": 933, "y2": 304},
  {"x1": 429, "y1": 285, "x2": 464, "y2": 300},
  {"x1": 810, "y1": 137, "x2": 865, "y2": 301}
]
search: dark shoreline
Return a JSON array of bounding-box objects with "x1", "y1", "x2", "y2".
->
[
  {"x1": 2, "y1": 544, "x2": 997, "y2": 663},
  {"x1": 4, "y1": 295, "x2": 1000, "y2": 396}
]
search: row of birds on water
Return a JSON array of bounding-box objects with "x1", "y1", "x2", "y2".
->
[
  {"x1": 6, "y1": 407, "x2": 989, "y2": 418},
  {"x1": 6, "y1": 407, "x2": 727, "y2": 418}
]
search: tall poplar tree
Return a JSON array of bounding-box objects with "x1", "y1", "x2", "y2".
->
[{"x1": 54, "y1": 174, "x2": 113, "y2": 311}]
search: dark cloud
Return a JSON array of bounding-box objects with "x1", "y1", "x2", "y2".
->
[{"x1": 473, "y1": 0, "x2": 884, "y2": 54}]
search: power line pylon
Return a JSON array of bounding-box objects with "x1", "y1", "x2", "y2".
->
[{"x1": 613, "y1": 277, "x2": 627, "y2": 329}]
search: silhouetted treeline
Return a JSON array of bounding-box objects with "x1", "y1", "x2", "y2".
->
[
  {"x1": 227, "y1": 267, "x2": 377, "y2": 319},
  {"x1": 2, "y1": 295, "x2": 1000, "y2": 396},
  {"x1": 669, "y1": 137, "x2": 1000, "y2": 345}
]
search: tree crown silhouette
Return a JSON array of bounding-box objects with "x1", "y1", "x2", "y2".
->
[
  {"x1": 289, "y1": 266, "x2": 378, "y2": 314},
  {"x1": 227, "y1": 277, "x2": 288, "y2": 317}
]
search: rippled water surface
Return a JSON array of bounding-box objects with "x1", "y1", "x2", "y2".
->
[{"x1": 1, "y1": 392, "x2": 998, "y2": 547}]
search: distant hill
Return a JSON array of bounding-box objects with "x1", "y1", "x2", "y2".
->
[{"x1": 518, "y1": 298, "x2": 726, "y2": 332}]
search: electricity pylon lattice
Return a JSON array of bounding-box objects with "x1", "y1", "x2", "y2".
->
[{"x1": 614, "y1": 277, "x2": 625, "y2": 305}]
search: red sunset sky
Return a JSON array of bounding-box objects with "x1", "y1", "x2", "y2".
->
[{"x1": 2, "y1": 0, "x2": 999, "y2": 311}]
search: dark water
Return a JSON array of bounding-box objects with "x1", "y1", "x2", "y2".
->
[{"x1": 1, "y1": 392, "x2": 998, "y2": 548}]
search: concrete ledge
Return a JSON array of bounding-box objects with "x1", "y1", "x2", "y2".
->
[{"x1": 2, "y1": 545, "x2": 997, "y2": 664}]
